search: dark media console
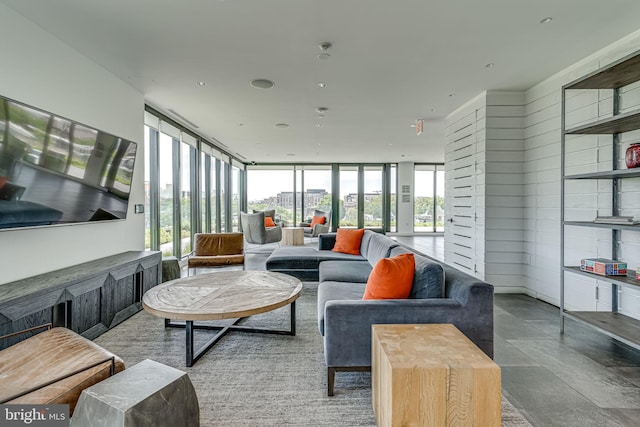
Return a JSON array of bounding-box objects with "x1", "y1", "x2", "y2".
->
[{"x1": 0, "y1": 251, "x2": 161, "y2": 349}]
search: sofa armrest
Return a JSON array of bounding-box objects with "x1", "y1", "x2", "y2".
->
[{"x1": 318, "y1": 233, "x2": 337, "y2": 250}]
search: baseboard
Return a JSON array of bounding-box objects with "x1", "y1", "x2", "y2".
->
[{"x1": 493, "y1": 286, "x2": 528, "y2": 294}]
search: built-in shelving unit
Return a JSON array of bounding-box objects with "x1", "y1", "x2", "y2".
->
[{"x1": 560, "y1": 49, "x2": 640, "y2": 351}]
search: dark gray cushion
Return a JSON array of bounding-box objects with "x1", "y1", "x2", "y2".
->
[
  {"x1": 317, "y1": 281, "x2": 366, "y2": 336},
  {"x1": 319, "y1": 260, "x2": 372, "y2": 284},
  {"x1": 266, "y1": 247, "x2": 365, "y2": 271},
  {"x1": 389, "y1": 246, "x2": 444, "y2": 298}
]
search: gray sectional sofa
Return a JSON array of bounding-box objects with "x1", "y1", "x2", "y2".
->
[{"x1": 265, "y1": 230, "x2": 494, "y2": 395}]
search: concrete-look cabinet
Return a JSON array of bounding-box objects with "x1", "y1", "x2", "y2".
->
[{"x1": 0, "y1": 251, "x2": 161, "y2": 349}]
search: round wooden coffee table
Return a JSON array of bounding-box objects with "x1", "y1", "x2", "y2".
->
[{"x1": 142, "y1": 270, "x2": 302, "y2": 366}]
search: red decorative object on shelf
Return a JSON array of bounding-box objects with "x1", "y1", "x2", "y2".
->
[{"x1": 625, "y1": 143, "x2": 640, "y2": 168}]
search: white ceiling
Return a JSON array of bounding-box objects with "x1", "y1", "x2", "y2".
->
[{"x1": 3, "y1": 0, "x2": 640, "y2": 164}]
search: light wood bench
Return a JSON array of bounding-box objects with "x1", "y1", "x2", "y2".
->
[
  {"x1": 0, "y1": 326, "x2": 125, "y2": 415},
  {"x1": 372, "y1": 324, "x2": 501, "y2": 427}
]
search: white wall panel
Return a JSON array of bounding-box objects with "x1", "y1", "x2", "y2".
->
[{"x1": 0, "y1": 4, "x2": 145, "y2": 285}]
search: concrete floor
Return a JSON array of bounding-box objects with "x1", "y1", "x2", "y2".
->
[{"x1": 395, "y1": 235, "x2": 640, "y2": 426}]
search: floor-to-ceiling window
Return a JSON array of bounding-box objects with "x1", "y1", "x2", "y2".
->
[
  {"x1": 144, "y1": 125, "x2": 154, "y2": 250},
  {"x1": 158, "y1": 129, "x2": 176, "y2": 256},
  {"x1": 364, "y1": 166, "x2": 383, "y2": 229},
  {"x1": 144, "y1": 108, "x2": 243, "y2": 259},
  {"x1": 299, "y1": 165, "x2": 332, "y2": 224},
  {"x1": 180, "y1": 135, "x2": 197, "y2": 255},
  {"x1": 219, "y1": 156, "x2": 228, "y2": 232},
  {"x1": 435, "y1": 167, "x2": 445, "y2": 232},
  {"x1": 247, "y1": 166, "x2": 294, "y2": 225},
  {"x1": 414, "y1": 164, "x2": 445, "y2": 233},
  {"x1": 339, "y1": 166, "x2": 359, "y2": 228},
  {"x1": 231, "y1": 162, "x2": 241, "y2": 231},
  {"x1": 390, "y1": 164, "x2": 397, "y2": 232}
]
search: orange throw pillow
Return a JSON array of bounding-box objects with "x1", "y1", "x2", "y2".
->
[
  {"x1": 264, "y1": 216, "x2": 276, "y2": 227},
  {"x1": 310, "y1": 215, "x2": 326, "y2": 227},
  {"x1": 332, "y1": 228, "x2": 365, "y2": 255},
  {"x1": 363, "y1": 253, "x2": 415, "y2": 300}
]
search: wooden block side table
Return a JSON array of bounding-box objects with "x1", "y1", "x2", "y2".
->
[
  {"x1": 372, "y1": 324, "x2": 501, "y2": 427},
  {"x1": 281, "y1": 227, "x2": 304, "y2": 246}
]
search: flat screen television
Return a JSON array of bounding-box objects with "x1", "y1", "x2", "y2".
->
[{"x1": 0, "y1": 95, "x2": 137, "y2": 230}]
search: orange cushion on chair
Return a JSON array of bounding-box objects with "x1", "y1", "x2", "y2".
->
[
  {"x1": 310, "y1": 215, "x2": 326, "y2": 227},
  {"x1": 363, "y1": 253, "x2": 415, "y2": 300},
  {"x1": 264, "y1": 216, "x2": 276, "y2": 227},
  {"x1": 332, "y1": 228, "x2": 365, "y2": 255}
]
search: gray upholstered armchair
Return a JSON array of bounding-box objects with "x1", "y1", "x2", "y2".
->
[
  {"x1": 299, "y1": 209, "x2": 331, "y2": 238},
  {"x1": 240, "y1": 211, "x2": 282, "y2": 245}
]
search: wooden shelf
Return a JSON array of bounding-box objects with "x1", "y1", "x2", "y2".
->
[
  {"x1": 564, "y1": 221, "x2": 640, "y2": 231},
  {"x1": 566, "y1": 50, "x2": 640, "y2": 89},
  {"x1": 563, "y1": 311, "x2": 640, "y2": 350},
  {"x1": 564, "y1": 168, "x2": 640, "y2": 180},
  {"x1": 564, "y1": 266, "x2": 640, "y2": 290},
  {"x1": 565, "y1": 109, "x2": 640, "y2": 134}
]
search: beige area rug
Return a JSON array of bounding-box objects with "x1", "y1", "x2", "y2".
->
[{"x1": 96, "y1": 281, "x2": 532, "y2": 426}]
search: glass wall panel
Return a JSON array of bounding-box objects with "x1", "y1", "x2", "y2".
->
[
  {"x1": 435, "y1": 167, "x2": 445, "y2": 232},
  {"x1": 231, "y1": 165, "x2": 240, "y2": 231},
  {"x1": 414, "y1": 164, "x2": 435, "y2": 233},
  {"x1": 301, "y1": 166, "x2": 331, "y2": 223},
  {"x1": 158, "y1": 132, "x2": 175, "y2": 256},
  {"x1": 247, "y1": 167, "x2": 294, "y2": 226},
  {"x1": 200, "y1": 152, "x2": 208, "y2": 232},
  {"x1": 180, "y1": 142, "x2": 193, "y2": 254},
  {"x1": 144, "y1": 126, "x2": 152, "y2": 250},
  {"x1": 364, "y1": 166, "x2": 383, "y2": 228},
  {"x1": 220, "y1": 159, "x2": 227, "y2": 232},
  {"x1": 339, "y1": 166, "x2": 358, "y2": 228},
  {"x1": 390, "y1": 165, "x2": 397, "y2": 232},
  {"x1": 210, "y1": 156, "x2": 218, "y2": 232}
]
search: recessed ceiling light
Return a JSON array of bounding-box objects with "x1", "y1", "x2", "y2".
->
[
  {"x1": 315, "y1": 124, "x2": 323, "y2": 127},
  {"x1": 198, "y1": 81, "x2": 207, "y2": 86},
  {"x1": 237, "y1": 123, "x2": 244, "y2": 126},
  {"x1": 275, "y1": 123, "x2": 289, "y2": 128},
  {"x1": 319, "y1": 42, "x2": 332, "y2": 51},
  {"x1": 540, "y1": 17, "x2": 552, "y2": 24},
  {"x1": 250, "y1": 79, "x2": 275, "y2": 89},
  {"x1": 387, "y1": 143, "x2": 393, "y2": 146},
  {"x1": 430, "y1": 109, "x2": 436, "y2": 112},
  {"x1": 317, "y1": 82, "x2": 327, "y2": 88},
  {"x1": 485, "y1": 63, "x2": 494, "y2": 68},
  {"x1": 315, "y1": 107, "x2": 328, "y2": 113},
  {"x1": 449, "y1": 93, "x2": 455, "y2": 97}
]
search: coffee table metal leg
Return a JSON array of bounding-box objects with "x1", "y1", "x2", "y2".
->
[
  {"x1": 186, "y1": 320, "x2": 194, "y2": 367},
  {"x1": 167, "y1": 301, "x2": 298, "y2": 366},
  {"x1": 290, "y1": 301, "x2": 296, "y2": 336}
]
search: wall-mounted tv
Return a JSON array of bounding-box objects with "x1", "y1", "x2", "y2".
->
[{"x1": 0, "y1": 95, "x2": 137, "y2": 230}]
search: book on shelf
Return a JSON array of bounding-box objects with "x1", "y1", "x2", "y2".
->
[
  {"x1": 593, "y1": 216, "x2": 640, "y2": 225},
  {"x1": 580, "y1": 258, "x2": 627, "y2": 276}
]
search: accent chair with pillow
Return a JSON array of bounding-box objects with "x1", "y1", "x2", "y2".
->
[
  {"x1": 299, "y1": 209, "x2": 331, "y2": 238},
  {"x1": 240, "y1": 211, "x2": 282, "y2": 245}
]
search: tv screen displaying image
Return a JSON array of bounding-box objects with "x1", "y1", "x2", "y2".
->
[{"x1": 0, "y1": 95, "x2": 137, "y2": 230}]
